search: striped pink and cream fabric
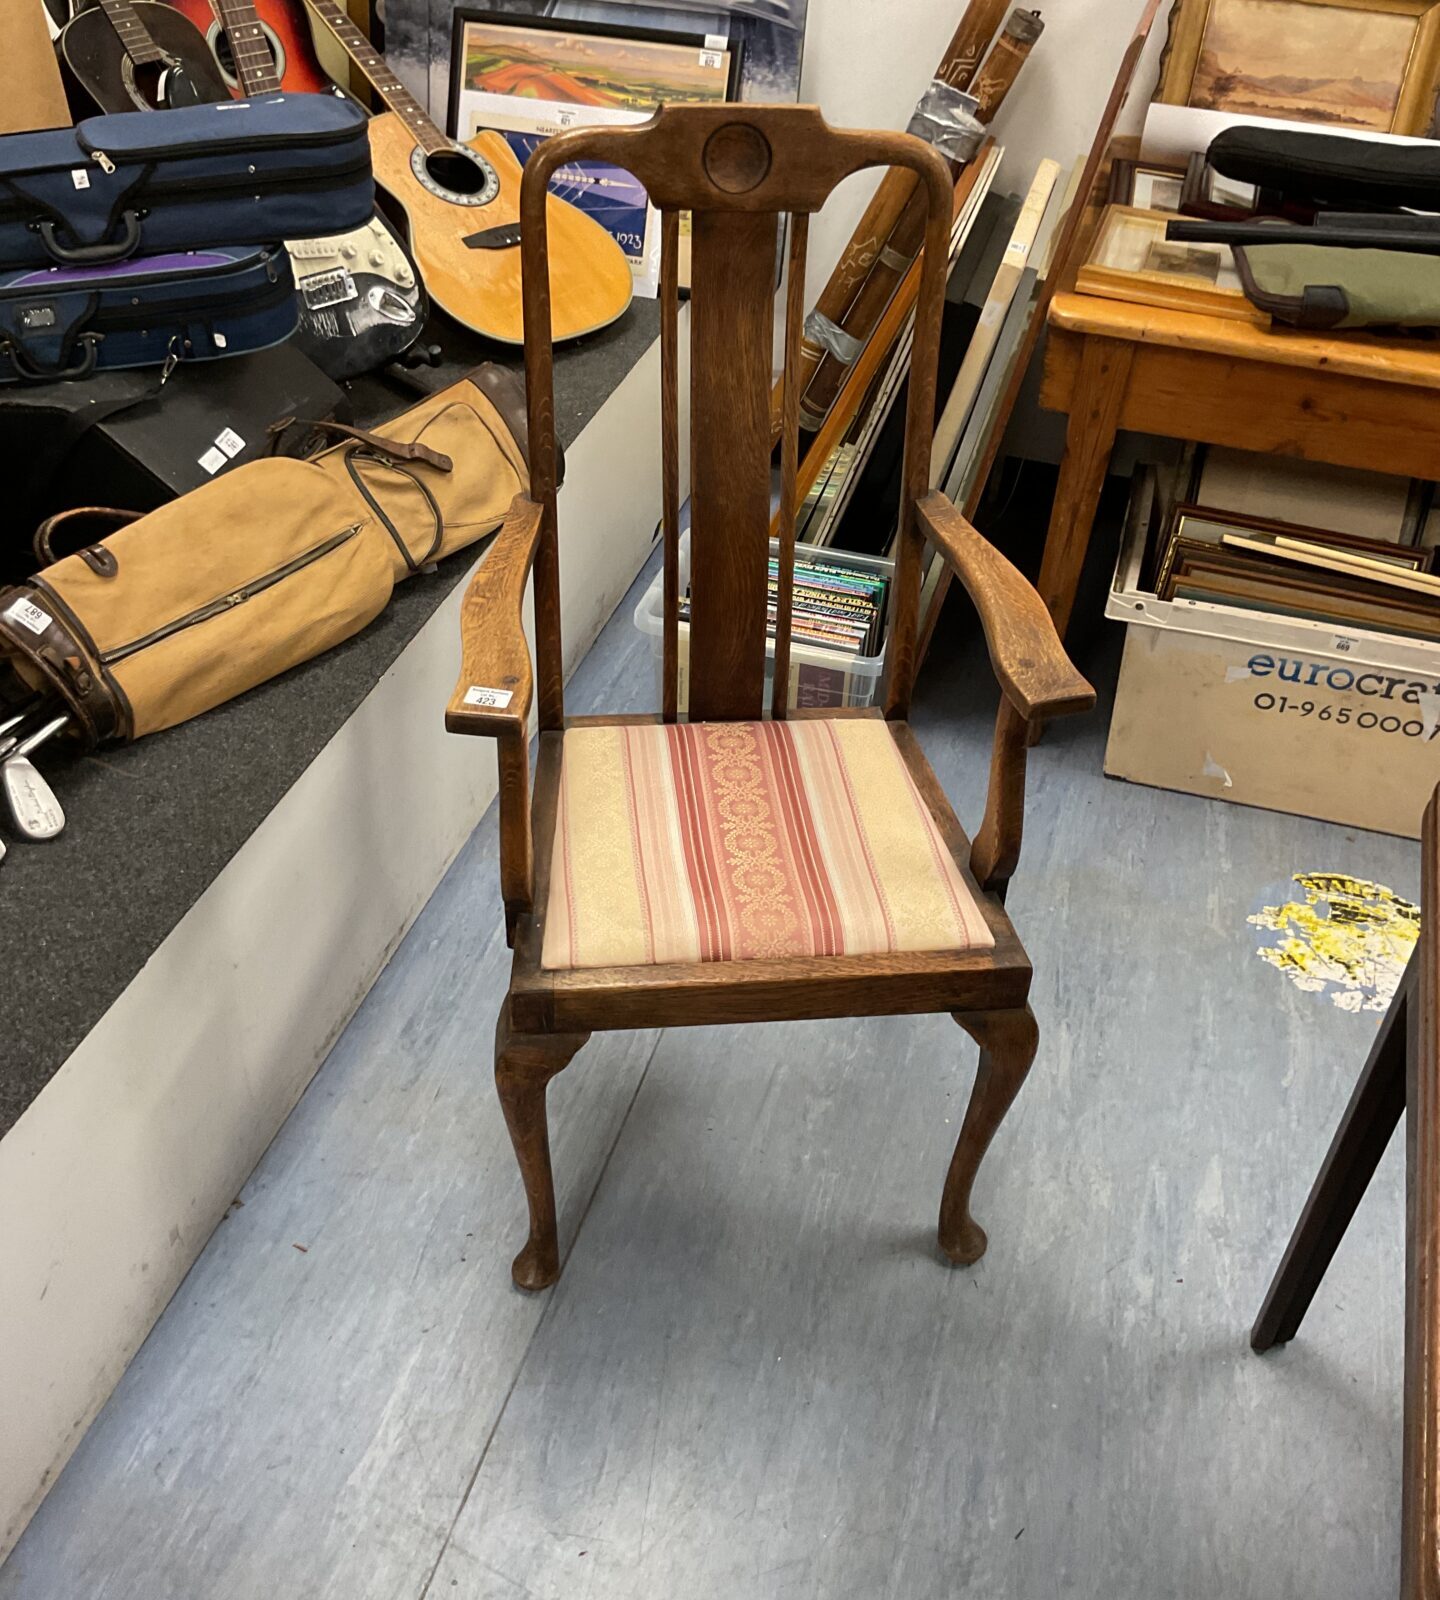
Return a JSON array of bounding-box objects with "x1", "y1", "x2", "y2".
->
[{"x1": 541, "y1": 718, "x2": 994, "y2": 970}]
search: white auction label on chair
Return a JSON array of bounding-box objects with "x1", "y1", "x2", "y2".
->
[{"x1": 463, "y1": 685, "x2": 513, "y2": 709}]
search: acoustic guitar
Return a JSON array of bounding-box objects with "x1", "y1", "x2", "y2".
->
[
  {"x1": 201, "y1": 0, "x2": 427, "y2": 379},
  {"x1": 57, "y1": 0, "x2": 230, "y2": 112},
  {"x1": 161, "y1": 0, "x2": 330, "y2": 94},
  {"x1": 304, "y1": 0, "x2": 633, "y2": 345}
]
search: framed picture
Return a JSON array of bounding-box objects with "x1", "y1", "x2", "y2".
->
[
  {"x1": 1156, "y1": 501, "x2": 1435, "y2": 600},
  {"x1": 1077, "y1": 204, "x2": 1262, "y2": 321},
  {"x1": 1155, "y1": 0, "x2": 1440, "y2": 136},
  {"x1": 1192, "y1": 445, "x2": 1429, "y2": 542},
  {"x1": 1179, "y1": 152, "x2": 1261, "y2": 219},
  {"x1": 447, "y1": 10, "x2": 742, "y2": 295},
  {"x1": 1108, "y1": 158, "x2": 1188, "y2": 211}
]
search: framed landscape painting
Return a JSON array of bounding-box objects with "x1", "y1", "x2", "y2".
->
[
  {"x1": 1156, "y1": 0, "x2": 1440, "y2": 135},
  {"x1": 447, "y1": 11, "x2": 741, "y2": 293}
]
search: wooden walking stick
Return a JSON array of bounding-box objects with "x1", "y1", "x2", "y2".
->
[
  {"x1": 767, "y1": 0, "x2": 1011, "y2": 444},
  {"x1": 796, "y1": 9, "x2": 1043, "y2": 435}
]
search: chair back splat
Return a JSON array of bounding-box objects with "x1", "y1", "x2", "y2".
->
[{"x1": 517, "y1": 104, "x2": 954, "y2": 730}]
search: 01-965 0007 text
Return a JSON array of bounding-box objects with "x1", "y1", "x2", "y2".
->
[{"x1": 1253, "y1": 692, "x2": 1440, "y2": 740}]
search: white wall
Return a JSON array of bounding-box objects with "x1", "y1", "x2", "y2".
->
[{"x1": 795, "y1": 0, "x2": 1165, "y2": 314}]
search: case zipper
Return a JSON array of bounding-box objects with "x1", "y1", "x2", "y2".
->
[
  {"x1": 0, "y1": 156, "x2": 369, "y2": 225},
  {"x1": 97, "y1": 522, "x2": 364, "y2": 666},
  {"x1": 84, "y1": 268, "x2": 293, "y2": 335},
  {"x1": 139, "y1": 155, "x2": 373, "y2": 204},
  {"x1": 75, "y1": 113, "x2": 363, "y2": 164}
]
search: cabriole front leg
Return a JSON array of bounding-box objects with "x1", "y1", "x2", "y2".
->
[
  {"x1": 940, "y1": 1005, "x2": 1039, "y2": 1265},
  {"x1": 493, "y1": 1001, "x2": 590, "y2": 1290}
]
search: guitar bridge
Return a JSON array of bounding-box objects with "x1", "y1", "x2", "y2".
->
[
  {"x1": 300, "y1": 267, "x2": 359, "y2": 309},
  {"x1": 463, "y1": 223, "x2": 523, "y2": 251}
]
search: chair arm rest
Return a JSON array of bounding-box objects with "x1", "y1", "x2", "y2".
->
[
  {"x1": 445, "y1": 494, "x2": 544, "y2": 738},
  {"x1": 916, "y1": 490, "x2": 1095, "y2": 721}
]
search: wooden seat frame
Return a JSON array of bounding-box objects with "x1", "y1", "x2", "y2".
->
[
  {"x1": 446, "y1": 104, "x2": 1094, "y2": 1291},
  {"x1": 1253, "y1": 787, "x2": 1440, "y2": 1597}
]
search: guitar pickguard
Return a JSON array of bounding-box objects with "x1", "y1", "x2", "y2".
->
[{"x1": 287, "y1": 218, "x2": 425, "y2": 380}]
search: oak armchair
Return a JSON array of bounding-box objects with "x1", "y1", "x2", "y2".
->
[{"x1": 446, "y1": 104, "x2": 1094, "y2": 1292}]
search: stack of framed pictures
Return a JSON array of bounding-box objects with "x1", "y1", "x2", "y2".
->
[
  {"x1": 1131, "y1": 445, "x2": 1440, "y2": 640},
  {"x1": 447, "y1": 10, "x2": 743, "y2": 295}
]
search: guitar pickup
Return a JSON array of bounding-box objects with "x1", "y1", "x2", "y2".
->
[{"x1": 463, "y1": 223, "x2": 522, "y2": 251}]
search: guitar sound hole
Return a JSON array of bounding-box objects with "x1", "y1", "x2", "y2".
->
[
  {"x1": 126, "y1": 60, "x2": 168, "y2": 110},
  {"x1": 425, "y1": 150, "x2": 489, "y2": 197},
  {"x1": 210, "y1": 22, "x2": 286, "y2": 88}
]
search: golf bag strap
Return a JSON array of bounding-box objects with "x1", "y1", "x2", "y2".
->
[
  {"x1": 0, "y1": 584, "x2": 125, "y2": 747},
  {"x1": 304, "y1": 419, "x2": 454, "y2": 472},
  {"x1": 343, "y1": 445, "x2": 445, "y2": 575},
  {"x1": 34, "y1": 506, "x2": 143, "y2": 568}
]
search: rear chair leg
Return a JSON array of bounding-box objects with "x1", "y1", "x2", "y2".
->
[
  {"x1": 940, "y1": 1006, "x2": 1039, "y2": 1266},
  {"x1": 494, "y1": 1002, "x2": 590, "y2": 1291}
]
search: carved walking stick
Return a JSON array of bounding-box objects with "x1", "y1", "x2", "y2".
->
[
  {"x1": 797, "y1": 8, "x2": 1044, "y2": 435},
  {"x1": 767, "y1": 0, "x2": 1013, "y2": 445}
]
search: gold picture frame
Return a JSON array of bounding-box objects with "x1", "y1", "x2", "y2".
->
[
  {"x1": 1155, "y1": 0, "x2": 1440, "y2": 135},
  {"x1": 1077, "y1": 205, "x2": 1265, "y2": 322}
]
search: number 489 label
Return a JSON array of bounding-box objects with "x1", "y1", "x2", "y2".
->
[{"x1": 5, "y1": 598, "x2": 51, "y2": 636}]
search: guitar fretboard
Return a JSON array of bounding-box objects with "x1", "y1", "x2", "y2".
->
[
  {"x1": 212, "y1": 0, "x2": 281, "y2": 96},
  {"x1": 98, "y1": 0, "x2": 165, "y2": 67},
  {"x1": 304, "y1": 0, "x2": 448, "y2": 155}
]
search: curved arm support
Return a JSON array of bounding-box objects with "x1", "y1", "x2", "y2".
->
[
  {"x1": 915, "y1": 490, "x2": 1095, "y2": 893},
  {"x1": 445, "y1": 493, "x2": 545, "y2": 940}
]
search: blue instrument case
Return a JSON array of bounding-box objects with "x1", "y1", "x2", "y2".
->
[
  {"x1": 0, "y1": 246, "x2": 298, "y2": 383},
  {"x1": 0, "y1": 94, "x2": 373, "y2": 270}
]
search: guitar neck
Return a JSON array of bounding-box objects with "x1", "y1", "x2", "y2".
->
[
  {"x1": 97, "y1": 0, "x2": 165, "y2": 66},
  {"x1": 304, "y1": 0, "x2": 448, "y2": 154},
  {"x1": 211, "y1": 0, "x2": 282, "y2": 96}
]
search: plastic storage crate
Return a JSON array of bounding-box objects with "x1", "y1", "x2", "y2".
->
[
  {"x1": 634, "y1": 534, "x2": 891, "y2": 713},
  {"x1": 1104, "y1": 467, "x2": 1440, "y2": 837}
]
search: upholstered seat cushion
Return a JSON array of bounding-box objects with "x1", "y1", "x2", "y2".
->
[{"x1": 541, "y1": 718, "x2": 994, "y2": 971}]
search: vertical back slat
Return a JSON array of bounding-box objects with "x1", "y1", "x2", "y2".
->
[
  {"x1": 771, "y1": 213, "x2": 809, "y2": 720},
  {"x1": 518, "y1": 156, "x2": 563, "y2": 732},
  {"x1": 660, "y1": 209, "x2": 681, "y2": 723},
  {"x1": 686, "y1": 207, "x2": 777, "y2": 723},
  {"x1": 885, "y1": 179, "x2": 954, "y2": 720}
]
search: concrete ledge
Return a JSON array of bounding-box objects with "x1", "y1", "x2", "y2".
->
[{"x1": 0, "y1": 330, "x2": 670, "y2": 1559}]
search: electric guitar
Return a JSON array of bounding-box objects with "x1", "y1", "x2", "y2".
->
[
  {"x1": 57, "y1": 0, "x2": 231, "y2": 112},
  {"x1": 305, "y1": 0, "x2": 633, "y2": 345},
  {"x1": 161, "y1": 0, "x2": 329, "y2": 94},
  {"x1": 197, "y1": 0, "x2": 428, "y2": 379}
]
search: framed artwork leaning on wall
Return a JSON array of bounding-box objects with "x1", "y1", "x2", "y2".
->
[
  {"x1": 1155, "y1": 0, "x2": 1440, "y2": 136},
  {"x1": 447, "y1": 9, "x2": 741, "y2": 293}
]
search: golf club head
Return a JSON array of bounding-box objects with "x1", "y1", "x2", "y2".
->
[{"x1": 2, "y1": 756, "x2": 64, "y2": 841}]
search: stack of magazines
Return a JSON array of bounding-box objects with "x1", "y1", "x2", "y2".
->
[
  {"x1": 681, "y1": 553, "x2": 888, "y2": 659},
  {"x1": 767, "y1": 553, "x2": 889, "y2": 656}
]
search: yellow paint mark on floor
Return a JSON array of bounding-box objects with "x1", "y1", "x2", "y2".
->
[{"x1": 1248, "y1": 873, "x2": 1419, "y2": 1013}]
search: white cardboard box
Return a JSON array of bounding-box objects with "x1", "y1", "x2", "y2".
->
[{"x1": 1104, "y1": 479, "x2": 1440, "y2": 838}]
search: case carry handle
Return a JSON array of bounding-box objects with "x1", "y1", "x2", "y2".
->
[
  {"x1": 36, "y1": 210, "x2": 142, "y2": 266},
  {"x1": 3, "y1": 333, "x2": 102, "y2": 383}
]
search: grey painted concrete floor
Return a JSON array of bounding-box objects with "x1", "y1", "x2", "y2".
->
[{"x1": 0, "y1": 553, "x2": 1418, "y2": 1599}]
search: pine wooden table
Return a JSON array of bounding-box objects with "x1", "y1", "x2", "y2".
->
[{"x1": 1034, "y1": 288, "x2": 1440, "y2": 642}]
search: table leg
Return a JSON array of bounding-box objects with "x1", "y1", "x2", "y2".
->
[
  {"x1": 1250, "y1": 965, "x2": 1410, "y2": 1352},
  {"x1": 1036, "y1": 335, "x2": 1134, "y2": 641}
]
